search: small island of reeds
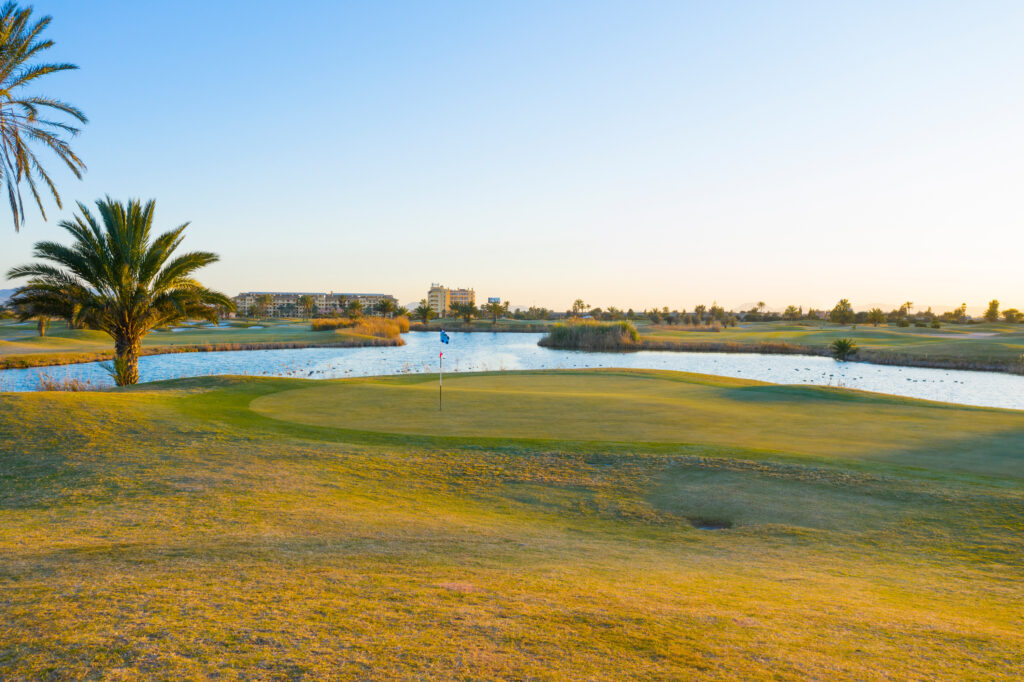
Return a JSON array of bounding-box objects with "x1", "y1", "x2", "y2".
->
[{"x1": 537, "y1": 320, "x2": 640, "y2": 350}]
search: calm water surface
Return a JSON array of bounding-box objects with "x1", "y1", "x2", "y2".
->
[{"x1": 1, "y1": 332, "x2": 1021, "y2": 410}]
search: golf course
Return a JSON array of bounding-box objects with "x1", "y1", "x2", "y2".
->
[{"x1": 2, "y1": 369, "x2": 1021, "y2": 678}]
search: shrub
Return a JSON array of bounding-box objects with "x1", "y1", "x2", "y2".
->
[
  {"x1": 538, "y1": 321, "x2": 640, "y2": 350},
  {"x1": 930, "y1": 320, "x2": 941, "y2": 329},
  {"x1": 896, "y1": 319, "x2": 910, "y2": 327},
  {"x1": 830, "y1": 338, "x2": 857, "y2": 361}
]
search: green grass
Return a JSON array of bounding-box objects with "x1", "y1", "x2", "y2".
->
[
  {"x1": 0, "y1": 318, "x2": 399, "y2": 368},
  {"x1": 1, "y1": 369, "x2": 1022, "y2": 678},
  {"x1": 638, "y1": 320, "x2": 1024, "y2": 372}
]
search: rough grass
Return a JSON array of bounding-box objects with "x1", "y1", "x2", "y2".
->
[{"x1": 1, "y1": 369, "x2": 1022, "y2": 678}]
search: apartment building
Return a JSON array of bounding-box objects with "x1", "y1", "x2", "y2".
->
[
  {"x1": 234, "y1": 291, "x2": 398, "y2": 317},
  {"x1": 427, "y1": 283, "x2": 475, "y2": 316}
]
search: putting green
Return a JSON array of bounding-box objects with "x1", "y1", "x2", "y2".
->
[{"x1": 248, "y1": 370, "x2": 1024, "y2": 474}]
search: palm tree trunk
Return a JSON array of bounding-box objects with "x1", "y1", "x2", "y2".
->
[{"x1": 114, "y1": 334, "x2": 141, "y2": 386}]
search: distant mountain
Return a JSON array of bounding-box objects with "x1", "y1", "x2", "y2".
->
[{"x1": 0, "y1": 288, "x2": 15, "y2": 304}]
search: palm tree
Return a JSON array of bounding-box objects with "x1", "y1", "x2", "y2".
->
[
  {"x1": 450, "y1": 301, "x2": 477, "y2": 324},
  {"x1": 254, "y1": 293, "x2": 272, "y2": 319},
  {"x1": 830, "y1": 338, "x2": 857, "y2": 362},
  {"x1": 346, "y1": 299, "x2": 363, "y2": 318},
  {"x1": 414, "y1": 299, "x2": 434, "y2": 324},
  {"x1": 298, "y1": 294, "x2": 315, "y2": 319},
  {"x1": 6, "y1": 197, "x2": 232, "y2": 385},
  {"x1": 374, "y1": 298, "x2": 397, "y2": 318},
  {"x1": 483, "y1": 300, "x2": 505, "y2": 324},
  {"x1": 0, "y1": 3, "x2": 87, "y2": 231}
]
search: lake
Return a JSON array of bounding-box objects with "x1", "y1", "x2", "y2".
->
[{"x1": 1, "y1": 331, "x2": 1022, "y2": 410}]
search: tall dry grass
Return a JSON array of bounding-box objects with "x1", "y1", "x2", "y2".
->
[
  {"x1": 343, "y1": 316, "x2": 408, "y2": 340},
  {"x1": 313, "y1": 316, "x2": 409, "y2": 334},
  {"x1": 36, "y1": 374, "x2": 98, "y2": 391},
  {"x1": 539, "y1": 321, "x2": 640, "y2": 351},
  {"x1": 311, "y1": 317, "x2": 355, "y2": 331}
]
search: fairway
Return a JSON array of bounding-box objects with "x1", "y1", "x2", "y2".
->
[{"x1": 2, "y1": 369, "x2": 1023, "y2": 679}]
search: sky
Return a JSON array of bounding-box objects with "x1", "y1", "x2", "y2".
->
[{"x1": 0, "y1": 0, "x2": 1022, "y2": 313}]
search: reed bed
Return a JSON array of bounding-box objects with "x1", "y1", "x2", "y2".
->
[
  {"x1": 35, "y1": 374, "x2": 100, "y2": 391},
  {"x1": 312, "y1": 316, "x2": 409, "y2": 334},
  {"x1": 538, "y1": 321, "x2": 640, "y2": 351},
  {"x1": 345, "y1": 316, "x2": 407, "y2": 339}
]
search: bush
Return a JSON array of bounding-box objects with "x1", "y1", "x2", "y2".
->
[
  {"x1": 896, "y1": 319, "x2": 910, "y2": 327},
  {"x1": 830, "y1": 338, "x2": 857, "y2": 361},
  {"x1": 931, "y1": 320, "x2": 941, "y2": 329},
  {"x1": 538, "y1": 321, "x2": 640, "y2": 351}
]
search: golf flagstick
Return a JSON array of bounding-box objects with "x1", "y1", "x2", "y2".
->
[{"x1": 439, "y1": 329, "x2": 450, "y2": 411}]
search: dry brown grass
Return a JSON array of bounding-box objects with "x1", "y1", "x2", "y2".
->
[
  {"x1": 349, "y1": 316, "x2": 406, "y2": 339},
  {"x1": 35, "y1": 374, "x2": 99, "y2": 391},
  {"x1": 313, "y1": 316, "x2": 409, "y2": 334}
]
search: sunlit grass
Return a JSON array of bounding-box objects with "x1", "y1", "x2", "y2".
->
[{"x1": 1, "y1": 369, "x2": 1022, "y2": 678}]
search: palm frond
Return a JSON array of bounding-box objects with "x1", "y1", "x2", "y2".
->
[{"x1": 0, "y1": 2, "x2": 84, "y2": 230}]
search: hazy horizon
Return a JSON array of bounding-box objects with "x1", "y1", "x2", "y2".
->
[{"x1": 1, "y1": 1, "x2": 1022, "y2": 313}]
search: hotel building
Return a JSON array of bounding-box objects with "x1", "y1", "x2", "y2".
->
[
  {"x1": 427, "y1": 284, "x2": 475, "y2": 316},
  {"x1": 234, "y1": 291, "x2": 398, "y2": 317}
]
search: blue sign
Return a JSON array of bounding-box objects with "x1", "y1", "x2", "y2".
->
[{"x1": 440, "y1": 330, "x2": 450, "y2": 344}]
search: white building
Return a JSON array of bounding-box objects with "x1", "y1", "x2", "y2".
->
[{"x1": 234, "y1": 291, "x2": 398, "y2": 317}]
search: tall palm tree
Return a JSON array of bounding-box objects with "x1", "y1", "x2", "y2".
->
[
  {"x1": 0, "y1": 3, "x2": 87, "y2": 231},
  {"x1": 298, "y1": 294, "x2": 315, "y2": 319},
  {"x1": 483, "y1": 300, "x2": 505, "y2": 324},
  {"x1": 374, "y1": 298, "x2": 397, "y2": 318},
  {"x1": 450, "y1": 302, "x2": 477, "y2": 324},
  {"x1": 346, "y1": 299, "x2": 363, "y2": 318},
  {"x1": 7, "y1": 197, "x2": 232, "y2": 385},
  {"x1": 414, "y1": 299, "x2": 434, "y2": 324},
  {"x1": 254, "y1": 293, "x2": 272, "y2": 318}
]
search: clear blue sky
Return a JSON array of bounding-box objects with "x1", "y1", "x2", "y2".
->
[{"x1": 1, "y1": 0, "x2": 1022, "y2": 312}]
